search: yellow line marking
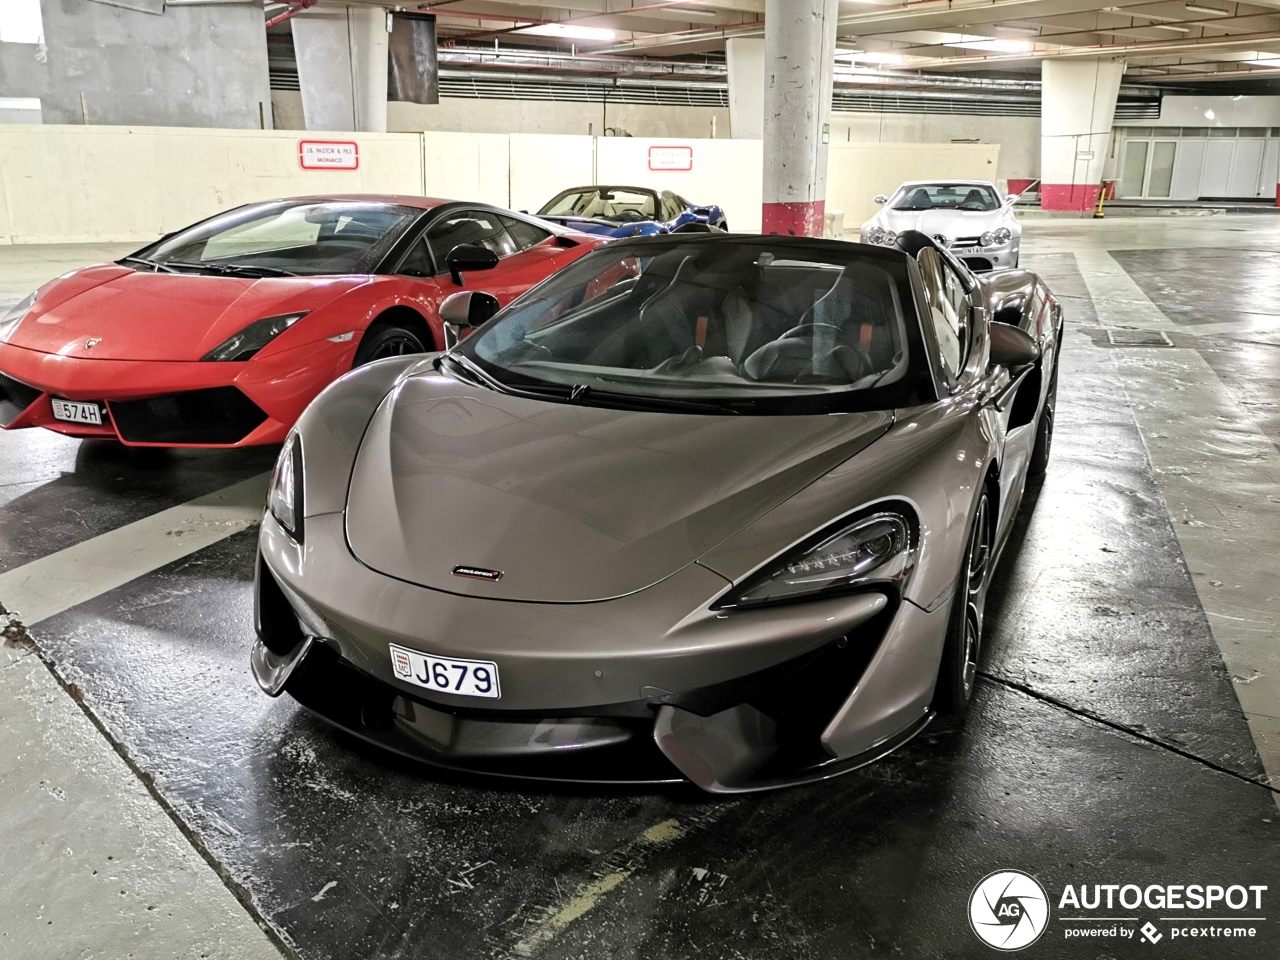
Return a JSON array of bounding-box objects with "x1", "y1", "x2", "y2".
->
[{"x1": 512, "y1": 818, "x2": 684, "y2": 957}]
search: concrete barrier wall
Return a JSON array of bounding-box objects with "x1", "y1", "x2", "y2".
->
[{"x1": 0, "y1": 124, "x2": 996, "y2": 245}]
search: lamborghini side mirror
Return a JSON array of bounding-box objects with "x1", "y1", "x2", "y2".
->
[
  {"x1": 988, "y1": 321, "x2": 1039, "y2": 369},
  {"x1": 446, "y1": 243, "x2": 500, "y2": 286},
  {"x1": 440, "y1": 291, "x2": 500, "y2": 349}
]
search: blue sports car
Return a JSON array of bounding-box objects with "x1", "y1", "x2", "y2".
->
[{"x1": 536, "y1": 185, "x2": 728, "y2": 238}]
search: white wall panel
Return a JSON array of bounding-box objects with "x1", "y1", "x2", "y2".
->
[
  {"x1": 1171, "y1": 140, "x2": 1205, "y2": 201},
  {"x1": 0, "y1": 126, "x2": 425, "y2": 244},
  {"x1": 421, "y1": 132, "x2": 509, "y2": 206},
  {"x1": 1228, "y1": 140, "x2": 1265, "y2": 198},
  {"x1": 1263, "y1": 139, "x2": 1280, "y2": 200},
  {"x1": 508, "y1": 135, "x2": 595, "y2": 214}
]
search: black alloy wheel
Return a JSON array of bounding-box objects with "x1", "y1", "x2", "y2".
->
[
  {"x1": 1028, "y1": 362, "x2": 1058, "y2": 478},
  {"x1": 353, "y1": 324, "x2": 428, "y2": 366},
  {"x1": 935, "y1": 489, "x2": 993, "y2": 714}
]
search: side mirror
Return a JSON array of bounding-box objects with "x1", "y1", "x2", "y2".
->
[
  {"x1": 445, "y1": 243, "x2": 500, "y2": 286},
  {"x1": 873, "y1": 194, "x2": 888, "y2": 205},
  {"x1": 439, "y1": 290, "x2": 500, "y2": 349},
  {"x1": 988, "y1": 321, "x2": 1040, "y2": 369}
]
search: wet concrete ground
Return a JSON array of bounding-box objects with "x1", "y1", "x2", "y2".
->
[{"x1": 1, "y1": 222, "x2": 1278, "y2": 959}]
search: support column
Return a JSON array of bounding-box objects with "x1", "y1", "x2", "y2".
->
[
  {"x1": 725, "y1": 38, "x2": 764, "y2": 139},
  {"x1": 1040, "y1": 59, "x2": 1125, "y2": 212},
  {"x1": 761, "y1": 0, "x2": 838, "y2": 236},
  {"x1": 292, "y1": 5, "x2": 389, "y2": 132}
]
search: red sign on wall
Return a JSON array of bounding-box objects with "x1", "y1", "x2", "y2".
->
[
  {"x1": 647, "y1": 145, "x2": 693, "y2": 171},
  {"x1": 299, "y1": 140, "x2": 360, "y2": 170}
]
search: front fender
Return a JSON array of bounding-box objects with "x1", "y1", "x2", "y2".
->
[{"x1": 295, "y1": 353, "x2": 437, "y2": 518}]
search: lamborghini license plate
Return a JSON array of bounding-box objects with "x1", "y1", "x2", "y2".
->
[
  {"x1": 389, "y1": 643, "x2": 501, "y2": 699},
  {"x1": 50, "y1": 399, "x2": 103, "y2": 425}
]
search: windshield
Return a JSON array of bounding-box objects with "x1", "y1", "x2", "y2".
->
[
  {"x1": 456, "y1": 238, "x2": 924, "y2": 415},
  {"x1": 538, "y1": 188, "x2": 657, "y2": 223},
  {"x1": 129, "y1": 201, "x2": 419, "y2": 276},
  {"x1": 890, "y1": 184, "x2": 1000, "y2": 213}
]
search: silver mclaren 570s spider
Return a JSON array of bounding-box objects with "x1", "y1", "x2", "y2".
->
[{"x1": 250, "y1": 230, "x2": 1062, "y2": 793}]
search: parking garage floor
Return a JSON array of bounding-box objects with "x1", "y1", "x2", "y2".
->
[{"x1": 1, "y1": 220, "x2": 1278, "y2": 960}]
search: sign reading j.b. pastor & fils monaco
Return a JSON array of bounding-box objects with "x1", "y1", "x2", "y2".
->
[
  {"x1": 647, "y1": 145, "x2": 693, "y2": 171},
  {"x1": 299, "y1": 140, "x2": 360, "y2": 171}
]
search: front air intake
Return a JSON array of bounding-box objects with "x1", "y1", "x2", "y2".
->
[
  {"x1": 0, "y1": 372, "x2": 41, "y2": 426},
  {"x1": 109, "y1": 386, "x2": 267, "y2": 445}
]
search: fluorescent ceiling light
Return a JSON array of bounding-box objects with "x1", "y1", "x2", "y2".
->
[
  {"x1": 668, "y1": 3, "x2": 720, "y2": 19},
  {"x1": 1152, "y1": 23, "x2": 1192, "y2": 32},
  {"x1": 847, "y1": 51, "x2": 906, "y2": 64},
  {"x1": 943, "y1": 38, "x2": 1034, "y2": 53},
  {"x1": 521, "y1": 23, "x2": 616, "y2": 41},
  {"x1": 1184, "y1": 3, "x2": 1229, "y2": 15}
]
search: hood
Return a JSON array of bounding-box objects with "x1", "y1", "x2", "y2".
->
[
  {"x1": 344, "y1": 372, "x2": 895, "y2": 603},
  {"x1": 876, "y1": 207, "x2": 1008, "y2": 244},
  {"x1": 12, "y1": 265, "x2": 362, "y2": 361}
]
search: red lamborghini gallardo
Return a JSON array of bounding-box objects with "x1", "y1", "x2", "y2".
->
[{"x1": 0, "y1": 196, "x2": 603, "y2": 446}]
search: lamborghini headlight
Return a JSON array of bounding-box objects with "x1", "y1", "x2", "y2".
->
[
  {"x1": 268, "y1": 432, "x2": 304, "y2": 541},
  {"x1": 865, "y1": 227, "x2": 898, "y2": 247},
  {"x1": 0, "y1": 291, "x2": 36, "y2": 343},
  {"x1": 202, "y1": 312, "x2": 307, "y2": 362},
  {"x1": 716, "y1": 509, "x2": 915, "y2": 609},
  {"x1": 980, "y1": 227, "x2": 1013, "y2": 248}
]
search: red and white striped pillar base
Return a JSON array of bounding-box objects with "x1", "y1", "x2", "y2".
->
[{"x1": 762, "y1": 200, "x2": 827, "y2": 237}]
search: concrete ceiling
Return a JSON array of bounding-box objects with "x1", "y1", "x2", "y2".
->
[{"x1": 356, "y1": 0, "x2": 1280, "y2": 86}]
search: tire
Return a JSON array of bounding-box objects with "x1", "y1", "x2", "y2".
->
[
  {"x1": 934, "y1": 488, "x2": 994, "y2": 715},
  {"x1": 1027, "y1": 361, "x2": 1058, "y2": 479},
  {"x1": 353, "y1": 323, "x2": 428, "y2": 367}
]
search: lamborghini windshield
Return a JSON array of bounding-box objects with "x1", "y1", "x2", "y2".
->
[
  {"x1": 456, "y1": 237, "x2": 924, "y2": 415},
  {"x1": 538, "y1": 187, "x2": 657, "y2": 223},
  {"x1": 128, "y1": 200, "x2": 419, "y2": 277},
  {"x1": 890, "y1": 184, "x2": 1000, "y2": 212}
]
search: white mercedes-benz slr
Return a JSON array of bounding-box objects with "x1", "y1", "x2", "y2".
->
[{"x1": 859, "y1": 180, "x2": 1021, "y2": 272}]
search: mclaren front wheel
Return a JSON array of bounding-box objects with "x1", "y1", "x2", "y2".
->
[
  {"x1": 934, "y1": 488, "x2": 993, "y2": 715},
  {"x1": 1028, "y1": 361, "x2": 1058, "y2": 479}
]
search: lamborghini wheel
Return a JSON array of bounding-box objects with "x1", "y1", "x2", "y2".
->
[
  {"x1": 935, "y1": 488, "x2": 993, "y2": 715},
  {"x1": 354, "y1": 324, "x2": 428, "y2": 366}
]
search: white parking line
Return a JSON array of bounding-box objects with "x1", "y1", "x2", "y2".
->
[
  {"x1": 1077, "y1": 249, "x2": 1280, "y2": 799},
  {"x1": 0, "y1": 473, "x2": 269, "y2": 626}
]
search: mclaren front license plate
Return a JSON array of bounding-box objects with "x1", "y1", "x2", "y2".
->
[
  {"x1": 50, "y1": 399, "x2": 103, "y2": 425},
  {"x1": 389, "y1": 643, "x2": 501, "y2": 699}
]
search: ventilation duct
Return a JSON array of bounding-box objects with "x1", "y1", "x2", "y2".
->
[{"x1": 388, "y1": 12, "x2": 439, "y2": 105}]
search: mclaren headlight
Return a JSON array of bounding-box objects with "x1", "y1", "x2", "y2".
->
[
  {"x1": 716, "y1": 508, "x2": 916, "y2": 609},
  {"x1": 0, "y1": 291, "x2": 36, "y2": 343},
  {"x1": 980, "y1": 227, "x2": 1013, "y2": 248},
  {"x1": 268, "y1": 432, "x2": 304, "y2": 541},
  {"x1": 202, "y1": 312, "x2": 307, "y2": 362},
  {"x1": 865, "y1": 226, "x2": 898, "y2": 247}
]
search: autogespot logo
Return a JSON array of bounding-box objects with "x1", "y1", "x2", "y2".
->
[{"x1": 970, "y1": 870, "x2": 1051, "y2": 951}]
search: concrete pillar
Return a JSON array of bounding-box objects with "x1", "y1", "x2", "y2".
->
[
  {"x1": 1040, "y1": 59, "x2": 1125, "y2": 212},
  {"x1": 725, "y1": 38, "x2": 764, "y2": 139},
  {"x1": 292, "y1": 6, "x2": 389, "y2": 132},
  {"x1": 761, "y1": 0, "x2": 838, "y2": 236}
]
